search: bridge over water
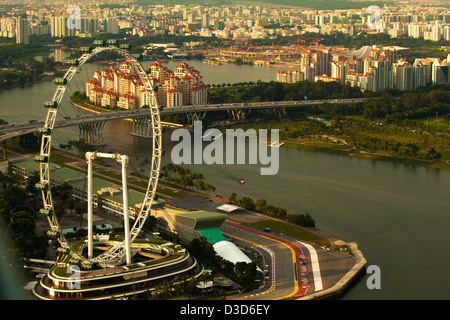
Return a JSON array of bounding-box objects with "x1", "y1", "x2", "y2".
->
[{"x1": 0, "y1": 98, "x2": 366, "y2": 142}]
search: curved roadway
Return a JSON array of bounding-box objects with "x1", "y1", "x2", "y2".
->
[{"x1": 221, "y1": 221, "x2": 316, "y2": 300}]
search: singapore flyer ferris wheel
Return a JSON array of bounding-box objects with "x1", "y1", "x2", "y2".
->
[{"x1": 35, "y1": 40, "x2": 162, "y2": 268}]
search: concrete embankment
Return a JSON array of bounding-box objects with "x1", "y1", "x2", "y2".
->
[{"x1": 298, "y1": 242, "x2": 367, "y2": 300}]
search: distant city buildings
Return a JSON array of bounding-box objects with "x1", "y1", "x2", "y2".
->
[
  {"x1": 277, "y1": 45, "x2": 450, "y2": 92},
  {"x1": 1, "y1": 3, "x2": 450, "y2": 43},
  {"x1": 1, "y1": 3, "x2": 450, "y2": 93},
  {"x1": 51, "y1": 16, "x2": 100, "y2": 37},
  {"x1": 85, "y1": 61, "x2": 207, "y2": 109}
]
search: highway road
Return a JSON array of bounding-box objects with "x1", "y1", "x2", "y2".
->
[{"x1": 0, "y1": 98, "x2": 367, "y2": 141}]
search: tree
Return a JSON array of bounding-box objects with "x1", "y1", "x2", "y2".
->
[
  {"x1": 26, "y1": 171, "x2": 40, "y2": 196},
  {"x1": 52, "y1": 182, "x2": 73, "y2": 201},
  {"x1": 0, "y1": 199, "x2": 12, "y2": 226},
  {"x1": 10, "y1": 210, "x2": 35, "y2": 238},
  {"x1": 186, "y1": 237, "x2": 218, "y2": 264},
  {"x1": 256, "y1": 198, "x2": 267, "y2": 212},
  {"x1": 179, "y1": 175, "x2": 193, "y2": 187},
  {"x1": 8, "y1": 233, "x2": 28, "y2": 259},
  {"x1": 237, "y1": 197, "x2": 255, "y2": 211},
  {"x1": 96, "y1": 194, "x2": 103, "y2": 211},
  {"x1": 19, "y1": 133, "x2": 40, "y2": 151},
  {"x1": 173, "y1": 275, "x2": 186, "y2": 299},
  {"x1": 74, "y1": 201, "x2": 87, "y2": 216},
  {"x1": 426, "y1": 148, "x2": 441, "y2": 160},
  {"x1": 235, "y1": 261, "x2": 257, "y2": 289},
  {"x1": 69, "y1": 138, "x2": 95, "y2": 157},
  {"x1": 144, "y1": 215, "x2": 158, "y2": 232},
  {"x1": 2, "y1": 185, "x2": 27, "y2": 211},
  {"x1": 287, "y1": 212, "x2": 316, "y2": 227}
]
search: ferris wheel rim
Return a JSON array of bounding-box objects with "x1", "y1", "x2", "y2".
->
[{"x1": 38, "y1": 44, "x2": 162, "y2": 266}]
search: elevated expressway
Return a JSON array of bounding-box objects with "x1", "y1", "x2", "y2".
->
[{"x1": 0, "y1": 98, "x2": 366, "y2": 142}]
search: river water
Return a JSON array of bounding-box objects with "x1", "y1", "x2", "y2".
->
[{"x1": 1, "y1": 58, "x2": 449, "y2": 300}]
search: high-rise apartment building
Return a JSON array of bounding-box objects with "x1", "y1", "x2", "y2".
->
[
  {"x1": 366, "y1": 59, "x2": 394, "y2": 92},
  {"x1": 201, "y1": 13, "x2": 210, "y2": 29},
  {"x1": 393, "y1": 60, "x2": 415, "y2": 91},
  {"x1": 16, "y1": 18, "x2": 30, "y2": 44},
  {"x1": 103, "y1": 17, "x2": 119, "y2": 34},
  {"x1": 431, "y1": 58, "x2": 449, "y2": 85},
  {"x1": 51, "y1": 16, "x2": 75, "y2": 37}
]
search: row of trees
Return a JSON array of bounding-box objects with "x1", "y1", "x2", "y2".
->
[
  {"x1": 0, "y1": 171, "x2": 47, "y2": 261},
  {"x1": 363, "y1": 89, "x2": 450, "y2": 123},
  {"x1": 161, "y1": 163, "x2": 216, "y2": 192},
  {"x1": 207, "y1": 80, "x2": 364, "y2": 105},
  {"x1": 0, "y1": 56, "x2": 59, "y2": 90},
  {"x1": 229, "y1": 193, "x2": 315, "y2": 228},
  {"x1": 0, "y1": 35, "x2": 52, "y2": 68},
  {"x1": 59, "y1": 138, "x2": 95, "y2": 158},
  {"x1": 208, "y1": 80, "x2": 450, "y2": 125}
]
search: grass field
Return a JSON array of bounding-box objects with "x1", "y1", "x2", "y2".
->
[
  {"x1": 225, "y1": 117, "x2": 450, "y2": 170},
  {"x1": 248, "y1": 219, "x2": 330, "y2": 247},
  {"x1": 417, "y1": 117, "x2": 450, "y2": 132}
]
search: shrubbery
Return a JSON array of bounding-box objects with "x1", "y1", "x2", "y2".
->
[{"x1": 230, "y1": 193, "x2": 315, "y2": 228}]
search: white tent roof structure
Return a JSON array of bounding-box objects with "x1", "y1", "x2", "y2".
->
[
  {"x1": 216, "y1": 204, "x2": 241, "y2": 213},
  {"x1": 213, "y1": 240, "x2": 252, "y2": 264},
  {"x1": 196, "y1": 281, "x2": 214, "y2": 289},
  {"x1": 213, "y1": 241, "x2": 262, "y2": 272}
]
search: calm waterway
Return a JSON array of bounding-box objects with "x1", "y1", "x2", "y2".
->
[{"x1": 1, "y1": 58, "x2": 449, "y2": 300}]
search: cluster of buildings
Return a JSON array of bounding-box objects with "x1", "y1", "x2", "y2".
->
[
  {"x1": 2, "y1": 3, "x2": 450, "y2": 44},
  {"x1": 2, "y1": 2, "x2": 450, "y2": 92},
  {"x1": 0, "y1": 17, "x2": 33, "y2": 44},
  {"x1": 0, "y1": 15, "x2": 118, "y2": 44},
  {"x1": 277, "y1": 45, "x2": 450, "y2": 92},
  {"x1": 85, "y1": 61, "x2": 208, "y2": 109},
  {"x1": 49, "y1": 16, "x2": 119, "y2": 38}
]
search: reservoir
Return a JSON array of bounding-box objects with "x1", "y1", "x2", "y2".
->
[{"x1": 1, "y1": 59, "x2": 449, "y2": 300}]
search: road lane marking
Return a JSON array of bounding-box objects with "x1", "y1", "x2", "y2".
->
[
  {"x1": 259, "y1": 235, "x2": 299, "y2": 299},
  {"x1": 297, "y1": 241, "x2": 323, "y2": 292}
]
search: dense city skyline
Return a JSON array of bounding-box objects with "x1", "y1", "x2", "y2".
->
[{"x1": 1, "y1": 1, "x2": 450, "y2": 43}]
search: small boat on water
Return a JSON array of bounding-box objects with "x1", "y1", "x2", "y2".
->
[
  {"x1": 238, "y1": 179, "x2": 245, "y2": 184},
  {"x1": 269, "y1": 141, "x2": 285, "y2": 148}
]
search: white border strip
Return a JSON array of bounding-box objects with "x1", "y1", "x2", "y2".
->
[{"x1": 297, "y1": 241, "x2": 323, "y2": 292}]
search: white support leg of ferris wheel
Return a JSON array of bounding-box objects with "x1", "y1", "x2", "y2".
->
[
  {"x1": 85, "y1": 151, "x2": 132, "y2": 265},
  {"x1": 120, "y1": 154, "x2": 131, "y2": 266},
  {"x1": 87, "y1": 154, "x2": 94, "y2": 260}
]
